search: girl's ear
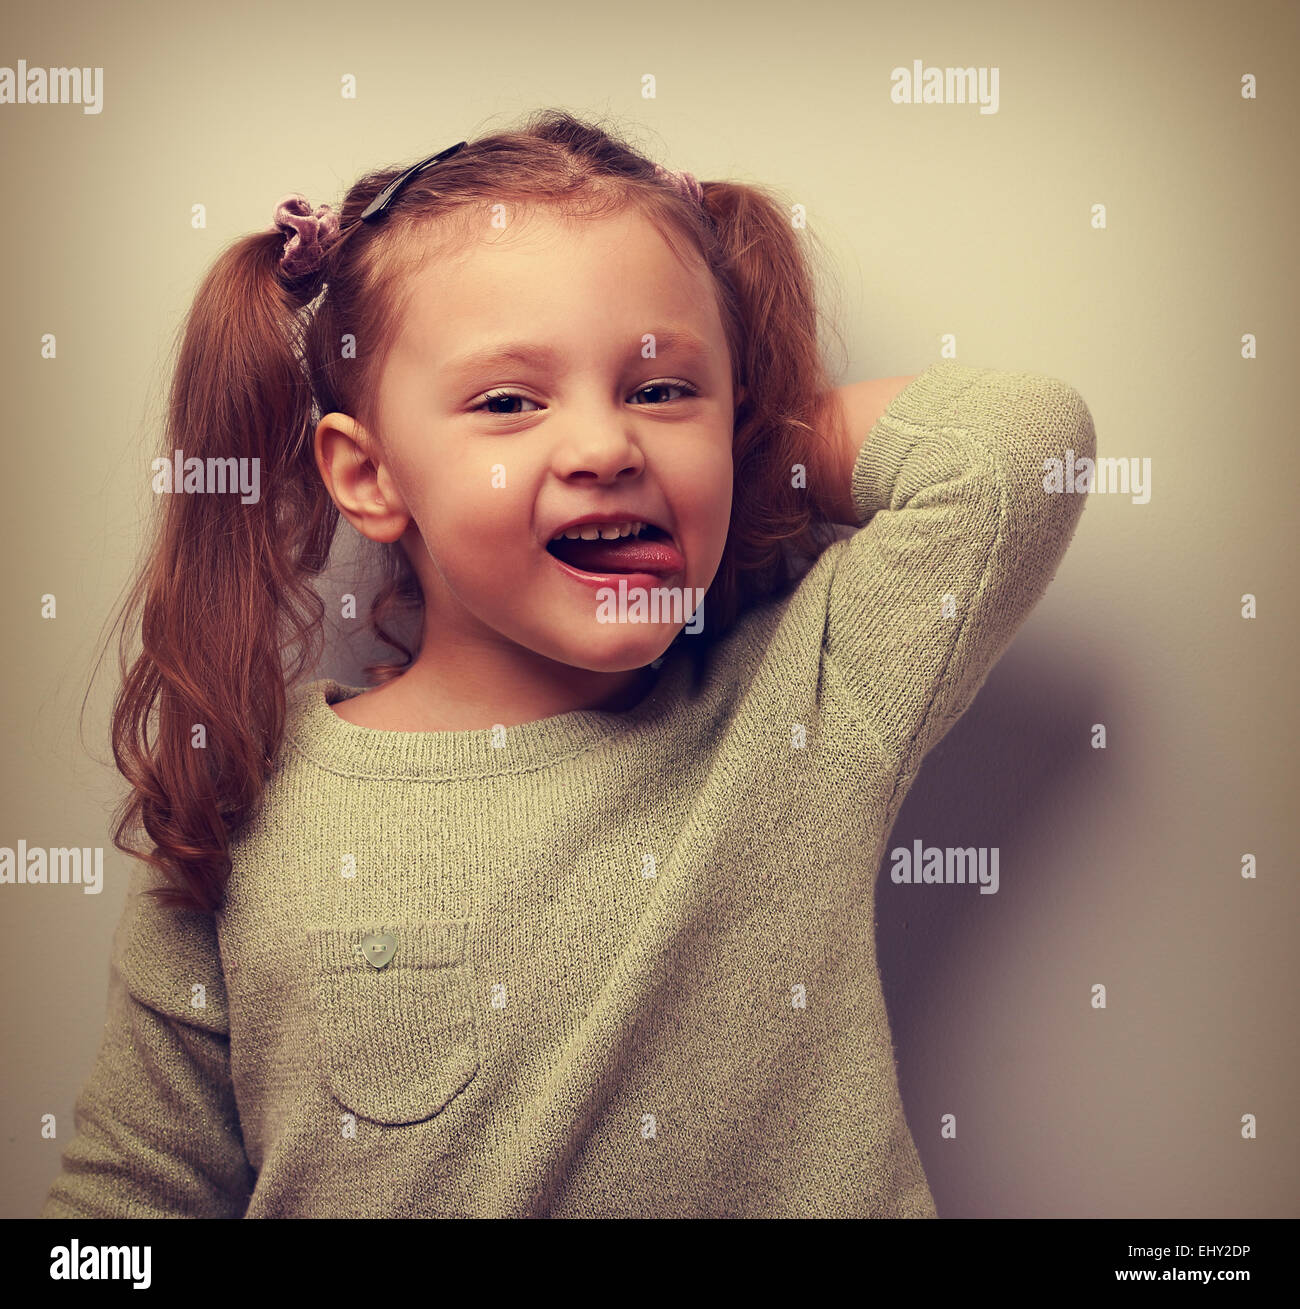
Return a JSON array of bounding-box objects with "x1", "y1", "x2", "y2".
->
[
  {"x1": 735, "y1": 384, "x2": 747, "y2": 407},
  {"x1": 314, "y1": 411, "x2": 411, "y2": 544}
]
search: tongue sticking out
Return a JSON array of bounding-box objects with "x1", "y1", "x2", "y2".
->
[{"x1": 548, "y1": 533, "x2": 684, "y2": 576}]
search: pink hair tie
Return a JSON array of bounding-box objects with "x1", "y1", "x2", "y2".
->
[
  {"x1": 653, "y1": 163, "x2": 705, "y2": 207},
  {"x1": 272, "y1": 194, "x2": 341, "y2": 279}
]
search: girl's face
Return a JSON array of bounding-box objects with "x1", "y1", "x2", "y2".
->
[{"x1": 336, "y1": 204, "x2": 738, "y2": 675}]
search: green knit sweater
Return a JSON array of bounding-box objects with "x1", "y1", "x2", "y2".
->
[{"x1": 41, "y1": 361, "x2": 1094, "y2": 1218}]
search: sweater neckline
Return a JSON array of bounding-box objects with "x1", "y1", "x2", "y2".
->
[{"x1": 283, "y1": 644, "x2": 693, "y2": 781}]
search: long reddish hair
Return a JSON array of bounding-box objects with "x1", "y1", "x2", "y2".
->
[{"x1": 101, "y1": 108, "x2": 846, "y2": 914}]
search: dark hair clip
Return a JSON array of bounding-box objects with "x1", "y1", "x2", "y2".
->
[{"x1": 360, "y1": 141, "x2": 468, "y2": 224}]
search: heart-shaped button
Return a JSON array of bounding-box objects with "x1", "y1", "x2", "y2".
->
[{"x1": 359, "y1": 931, "x2": 397, "y2": 969}]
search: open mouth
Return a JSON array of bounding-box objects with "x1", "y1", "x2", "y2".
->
[{"x1": 545, "y1": 523, "x2": 684, "y2": 578}]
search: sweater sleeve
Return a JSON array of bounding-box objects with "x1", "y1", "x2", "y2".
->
[
  {"x1": 40, "y1": 866, "x2": 255, "y2": 1219},
  {"x1": 823, "y1": 361, "x2": 1095, "y2": 778}
]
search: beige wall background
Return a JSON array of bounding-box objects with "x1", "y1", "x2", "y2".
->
[{"x1": 3, "y1": 0, "x2": 1296, "y2": 1218}]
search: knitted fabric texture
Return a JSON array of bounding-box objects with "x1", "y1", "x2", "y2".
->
[{"x1": 41, "y1": 361, "x2": 1095, "y2": 1218}]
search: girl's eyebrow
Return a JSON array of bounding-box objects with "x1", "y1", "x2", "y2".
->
[{"x1": 441, "y1": 328, "x2": 714, "y2": 380}]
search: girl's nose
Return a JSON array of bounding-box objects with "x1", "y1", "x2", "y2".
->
[{"x1": 551, "y1": 426, "x2": 645, "y2": 483}]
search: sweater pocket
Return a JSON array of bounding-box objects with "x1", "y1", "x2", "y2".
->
[{"x1": 306, "y1": 918, "x2": 480, "y2": 1126}]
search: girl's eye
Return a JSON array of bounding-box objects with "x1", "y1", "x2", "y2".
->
[
  {"x1": 476, "y1": 390, "x2": 540, "y2": 416},
  {"x1": 472, "y1": 380, "x2": 697, "y2": 415},
  {"x1": 630, "y1": 380, "x2": 697, "y2": 405}
]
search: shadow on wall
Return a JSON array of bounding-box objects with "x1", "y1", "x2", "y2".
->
[{"x1": 875, "y1": 630, "x2": 1103, "y2": 1217}]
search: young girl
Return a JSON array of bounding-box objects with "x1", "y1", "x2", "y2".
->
[{"x1": 41, "y1": 109, "x2": 1094, "y2": 1218}]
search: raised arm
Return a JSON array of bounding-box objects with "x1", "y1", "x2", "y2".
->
[
  {"x1": 820, "y1": 361, "x2": 1096, "y2": 776},
  {"x1": 819, "y1": 375, "x2": 921, "y2": 525}
]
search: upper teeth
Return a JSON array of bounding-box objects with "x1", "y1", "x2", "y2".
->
[{"x1": 551, "y1": 520, "x2": 649, "y2": 542}]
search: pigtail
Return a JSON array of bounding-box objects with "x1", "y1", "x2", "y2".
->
[
  {"x1": 693, "y1": 181, "x2": 843, "y2": 636},
  {"x1": 108, "y1": 231, "x2": 338, "y2": 914}
]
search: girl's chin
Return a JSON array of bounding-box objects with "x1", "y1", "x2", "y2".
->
[
  {"x1": 557, "y1": 649, "x2": 672, "y2": 676},
  {"x1": 542, "y1": 628, "x2": 676, "y2": 673}
]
